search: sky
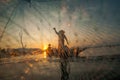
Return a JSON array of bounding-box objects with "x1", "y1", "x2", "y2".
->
[{"x1": 0, "y1": 0, "x2": 120, "y2": 49}]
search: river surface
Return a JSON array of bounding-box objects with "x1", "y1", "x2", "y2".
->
[{"x1": 0, "y1": 53, "x2": 120, "y2": 80}]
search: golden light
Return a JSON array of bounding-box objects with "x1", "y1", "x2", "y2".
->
[
  {"x1": 44, "y1": 51, "x2": 47, "y2": 58},
  {"x1": 43, "y1": 45, "x2": 48, "y2": 58},
  {"x1": 43, "y1": 45, "x2": 48, "y2": 50}
]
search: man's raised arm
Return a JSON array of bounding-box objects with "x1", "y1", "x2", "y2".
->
[{"x1": 53, "y1": 28, "x2": 58, "y2": 34}]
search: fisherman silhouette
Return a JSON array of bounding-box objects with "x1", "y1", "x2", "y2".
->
[
  {"x1": 53, "y1": 28, "x2": 69, "y2": 58},
  {"x1": 46, "y1": 44, "x2": 52, "y2": 57}
]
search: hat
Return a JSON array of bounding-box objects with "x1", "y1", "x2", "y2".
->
[
  {"x1": 48, "y1": 44, "x2": 51, "y2": 46},
  {"x1": 59, "y1": 30, "x2": 65, "y2": 33}
]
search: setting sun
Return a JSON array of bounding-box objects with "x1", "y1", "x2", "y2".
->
[{"x1": 43, "y1": 45, "x2": 48, "y2": 50}]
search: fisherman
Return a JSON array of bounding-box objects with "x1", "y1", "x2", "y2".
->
[
  {"x1": 46, "y1": 44, "x2": 52, "y2": 57},
  {"x1": 53, "y1": 28, "x2": 69, "y2": 58}
]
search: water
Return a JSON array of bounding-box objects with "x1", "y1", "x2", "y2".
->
[{"x1": 0, "y1": 53, "x2": 120, "y2": 80}]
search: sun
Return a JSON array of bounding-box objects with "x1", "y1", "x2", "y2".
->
[{"x1": 43, "y1": 45, "x2": 48, "y2": 50}]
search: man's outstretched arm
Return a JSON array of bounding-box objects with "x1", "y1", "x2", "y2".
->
[{"x1": 53, "y1": 28, "x2": 58, "y2": 34}]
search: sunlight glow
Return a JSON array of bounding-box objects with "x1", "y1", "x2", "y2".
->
[
  {"x1": 43, "y1": 45, "x2": 48, "y2": 58},
  {"x1": 43, "y1": 45, "x2": 48, "y2": 50},
  {"x1": 44, "y1": 51, "x2": 47, "y2": 58}
]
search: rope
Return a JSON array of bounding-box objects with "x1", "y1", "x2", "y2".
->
[
  {"x1": 32, "y1": 5, "x2": 52, "y2": 28},
  {"x1": 31, "y1": 4, "x2": 54, "y2": 43},
  {"x1": 56, "y1": 1, "x2": 62, "y2": 28},
  {"x1": 0, "y1": 1, "x2": 20, "y2": 42}
]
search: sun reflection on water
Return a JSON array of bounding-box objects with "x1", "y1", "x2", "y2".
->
[
  {"x1": 43, "y1": 45, "x2": 47, "y2": 58},
  {"x1": 44, "y1": 51, "x2": 47, "y2": 58}
]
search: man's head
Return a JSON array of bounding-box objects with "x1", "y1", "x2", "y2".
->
[
  {"x1": 59, "y1": 30, "x2": 65, "y2": 34},
  {"x1": 48, "y1": 44, "x2": 51, "y2": 47}
]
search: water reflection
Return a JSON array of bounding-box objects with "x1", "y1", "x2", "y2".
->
[
  {"x1": 1, "y1": 49, "x2": 120, "y2": 80},
  {"x1": 44, "y1": 51, "x2": 47, "y2": 58},
  {"x1": 60, "y1": 59, "x2": 70, "y2": 80}
]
